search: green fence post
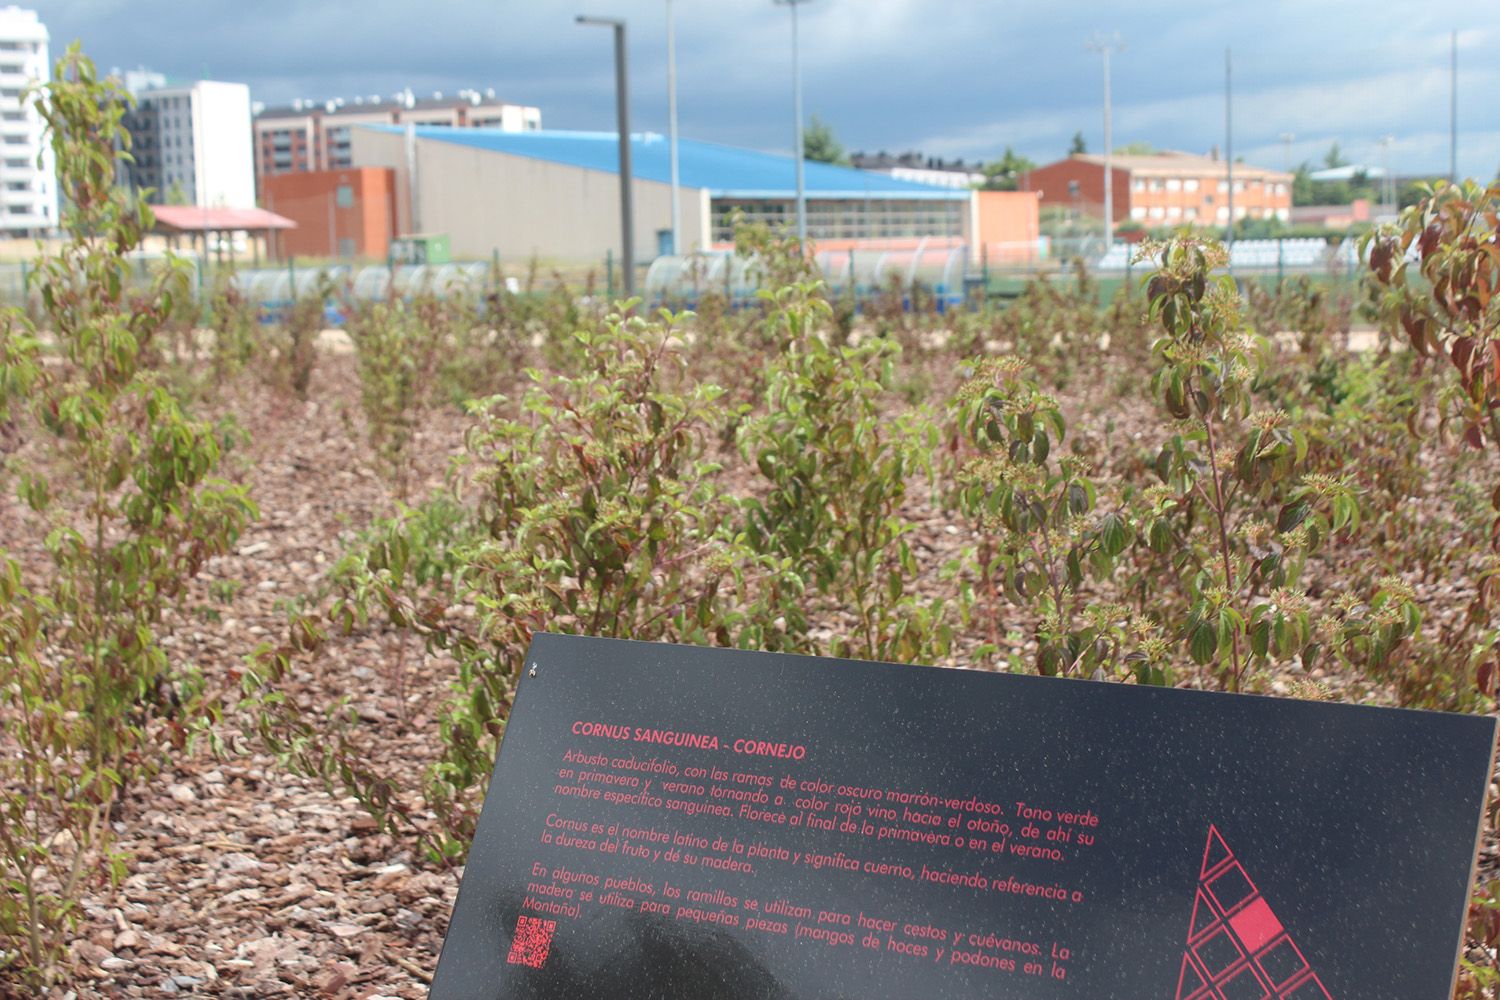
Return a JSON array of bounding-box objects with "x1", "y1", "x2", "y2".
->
[
  {"x1": 1277, "y1": 238, "x2": 1285, "y2": 290},
  {"x1": 981, "y1": 242, "x2": 989, "y2": 305},
  {"x1": 606, "y1": 249, "x2": 615, "y2": 302}
]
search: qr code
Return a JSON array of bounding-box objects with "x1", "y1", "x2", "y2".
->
[{"x1": 507, "y1": 914, "x2": 556, "y2": 969}]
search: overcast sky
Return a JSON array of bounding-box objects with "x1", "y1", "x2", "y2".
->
[{"x1": 33, "y1": 1, "x2": 1500, "y2": 179}]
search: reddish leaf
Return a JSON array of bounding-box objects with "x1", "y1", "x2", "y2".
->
[
  {"x1": 1420, "y1": 222, "x2": 1441, "y2": 260},
  {"x1": 1451, "y1": 336, "x2": 1476, "y2": 385}
]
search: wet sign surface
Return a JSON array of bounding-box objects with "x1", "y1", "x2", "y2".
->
[{"x1": 430, "y1": 634, "x2": 1497, "y2": 999}]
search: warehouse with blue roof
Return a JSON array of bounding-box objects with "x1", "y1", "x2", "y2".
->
[{"x1": 350, "y1": 125, "x2": 976, "y2": 264}]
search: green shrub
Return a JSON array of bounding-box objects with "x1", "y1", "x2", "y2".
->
[
  {"x1": 0, "y1": 47, "x2": 254, "y2": 988},
  {"x1": 737, "y1": 279, "x2": 959, "y2": 663}
]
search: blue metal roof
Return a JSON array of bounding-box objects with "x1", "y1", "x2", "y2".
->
[{"x1": 367, "y1": 126, "x2": 969, "y2": 201}]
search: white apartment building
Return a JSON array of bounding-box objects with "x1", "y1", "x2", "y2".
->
[
  {"x1": 123, "y1": 79, "x2": 255, "y2": 208},
  {"x1": 0, "y1": 6, "x2": 55, "y2": 236}
]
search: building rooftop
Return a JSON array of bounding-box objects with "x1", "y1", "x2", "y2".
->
[
  {"x1": 372, "y1": 126, "x2": 969, "y2": 200},
  {"x1": 1308, "y1": 164, "x2": 1387, "y2": 182},
  {"x1": 151, "y1": 205, "x2": 296, "y2": 232},
  {"x1": 258, "y1": 90, "x2": 534, "y2": 120},
  {"x1": 1067, "y1": 150, "x2": 1292, "y2": 181}
]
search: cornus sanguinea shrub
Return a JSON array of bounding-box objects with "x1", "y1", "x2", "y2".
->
[{"x1": 0, "y1": 47, "x2": 254, "y2": 987}]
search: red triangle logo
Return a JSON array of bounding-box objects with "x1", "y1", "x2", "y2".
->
[
  {"x1": 1188, "y1": 890, "x2": 1216, "y2": 940},
  {"x1": 1176, "y1": 826, "x2": 1333, "y2": 999},
  {"x1": 1200, "y1": 825, "x2": 1231, "y2": 877},
  {"x1": 1175, "y1": 953, "x2": 1207, "y2": 999}
]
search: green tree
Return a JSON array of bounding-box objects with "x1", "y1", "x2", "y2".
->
[
  {"x1": 0, "y1": 45, "x2": 255, "y2": 988},
  {"x1": 1292, "y1": 162, "x2": 1315, "y2": 205},
  {"x1": 1069, "y1": 131, "x2": 1088, "y2": 155},
  {"x1": 981, "y1": 146, "x2": 1036, "y2": 190},
  {"x1": 1115, "y1": 141, "x2": 1158, "y2": 155},
  {"x1": 1323, "y1": 142, "x2": 1348, "y2": 169},
  {"x1": 803, "y1": 115, "x2": 848, "y2": 165}
]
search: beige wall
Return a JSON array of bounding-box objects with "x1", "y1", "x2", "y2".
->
[{"x1": 352, "y1": 129, "x2": 711, "y2": 265}]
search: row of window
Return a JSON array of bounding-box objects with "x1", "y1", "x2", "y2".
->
[
  {"x1": 1131, "y1": 177, "x2": 1288, "y2": 196},
  {"x1": 1131, "y1": 205, "x2": 1291, "y2": 222}
]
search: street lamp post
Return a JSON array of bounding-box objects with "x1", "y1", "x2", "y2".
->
[
  {"x1": 577, "y1": 15, "x2": 635, "y2": 295},
  {"x1": 1086, "y1": 33, "x2": 1122, "y2": 248},
  {"x1": 773, "y1": 0, "x2": 812, "y2": 244},
  {"x1": 665, "y1": 0, "x2": 680, "y2": 255},
  {"x1": 1278, "y1": 132, "x2": 1295, "y2": 173},
  {"x1": 1377, "y1": 134, "x2": 1395, "y2": 212}
]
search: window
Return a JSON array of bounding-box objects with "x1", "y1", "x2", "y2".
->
[
  {"x1": 1217, "y1": 181, "x2": 1228, "y2": 192},
  {"x1": 1185, "y1": 207, "x2": 1199, "y2": 219},
  {"x1": 335, "y1": 183, "x2": 353, "y2": 208},
  {"x1": 1148, "y1": 179, "x2": 1162, "y2": 192},
  {"x1": 1166, "y1": 178, "x2": 1182, "y2": 191},
  {"x1": 1233, "y1": 181, "x2": 1244, "y2": 193},
  {"x1": 338, "y1": 237, "x2": 356, "y2": 258},
  {"x1": 1274, "y1": 183, "x2": 1286, "y2": 195},
  {"x1": 1132, "y1": 179, "x2": 1144, "y2": 193},
  {"x1": 1166, "y1": 206, "x2": 1181, "y2": 217},
  {"x1": 1184, "y1": 179, "x2": 1200, "y2": 192},
  {"x1": 1216, "y1": 206, "x2": 1229, "y2": 221},
  {"x1": 1149, "y1": 206, "x2": 1165, "y2": 219},
  {"x1": 1130, "y1": 206, "x2": 1146, "y2": 220}
]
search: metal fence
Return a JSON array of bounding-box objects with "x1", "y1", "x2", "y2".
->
[{"x1": 0, "y1": 236, "x2": 1371, "y2": 320}]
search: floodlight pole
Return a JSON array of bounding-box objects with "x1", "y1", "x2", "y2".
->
[
  {"x1": 1449, "y1": 29, "x2": 1457, "y2": 184},
  {"x1": 1378, "y1": 134, "x2": 1395, "y2": 210},
  {"x1": 1224, "y1": 47, "x2": 1234, "y2": 260},
  {"x1": 774, "y1": 0, "x2": 812, "y2": 244},
  {"x1": 1278, "y1": 132, "x2": 1295, "y2": 173},
  {"x1": 666, "y1": 0, "x2": 681, "y2": 255},
  {"x1": 578, "y1": 15, "x2": 635, "y2": 295},
  {"x1": 1086, "y1": 33, "x2": 1122, "y2": 248}
]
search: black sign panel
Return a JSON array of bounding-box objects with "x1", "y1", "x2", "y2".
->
[{"x1": 429, "y1": 634, "x2": 1497, "y2": 1000}]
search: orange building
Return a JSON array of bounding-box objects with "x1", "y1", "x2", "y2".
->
[
  {"x1": 974, "y1": 189, "x2": 1042, "y2": 262},
  {"x1": 1021, "y1": 151, "x2": 1292, "y2": 228},
  {"x1": 260, "y1": 168, "x2": 397, "y2": 260}
]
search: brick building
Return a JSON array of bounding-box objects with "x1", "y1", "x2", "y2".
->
[
  {"x1": 259, "y1": 167, "x2": 397, "y2": 260},
  {"x1": 1021, "y1": 151, "x2": 1292, "y2": 228},
  {"x1": 253, "y1": 89, "x2": 540, "y2": 187}
]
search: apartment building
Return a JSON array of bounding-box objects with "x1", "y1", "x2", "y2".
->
[
  {"x1": 1022, "y1": 151, "x2": 1292, "y2": 227},
  {"x1": 120, "y1": 78, "x2": 255, "y2": 209},
  {"x1": 0, "y1": 6, "x2": 55, "y2": 236},
  {"x1": 253, "y1": 89, "x2": 541, "y2": 183}
]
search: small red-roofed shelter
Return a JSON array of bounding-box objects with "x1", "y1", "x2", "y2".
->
[{"x1": 149, "y1": 205, "x2": 296, "y2": 264}]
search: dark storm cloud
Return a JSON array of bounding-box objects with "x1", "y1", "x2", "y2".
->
[{"x1": 32, "y1": 0, "x2": 1500, "y2": 177}]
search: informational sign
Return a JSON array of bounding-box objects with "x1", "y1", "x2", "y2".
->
[{"x1": 429, "y1": 634, "x2": 1497, "y2": 1000}]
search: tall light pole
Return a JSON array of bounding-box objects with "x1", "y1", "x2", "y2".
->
[
  {"x1": 1278, "y1": 131, "x2": 1295, "y2": 173},
  {"x1": 665, "y1": 0, "x2": 680, "y2": 255},
  {"x1": 1086, "y1": 33, "x2": 1122, "y2": 248},
  {"x1": 774, "y1": 0, "x2": 812, "y2": 244},
  {"x1": 1449, "y1": 29, "x2": 1457, "y2": 184},
  {"x1": 1377, "y1": 134, "x2": 1395, "y2": 210},
  {"x1": 1224, "y1": 47, "x2": 1234, "y2": 255},
  {"x1": 577, "y1": 15, "x2": 634, "y2": 294}
]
